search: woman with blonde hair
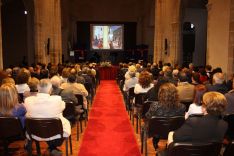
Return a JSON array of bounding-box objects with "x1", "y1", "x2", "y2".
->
[
  {"x1": 24, "y1": 77, "x2": 40, "y2": 98},
  {"x1": 0, "y1": 83, "x2": 26, "y2": 126},
  {"x1": 145, "y1": 83, "x2": 186, "y2": 150},
  {"x1": 168, "y1": 92, "x2": 227, "y2": 145},
  {"x1": 1, "y1": 77, "x2": 15, "y2": 85}
]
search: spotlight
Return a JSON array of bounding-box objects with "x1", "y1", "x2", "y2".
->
[
  {"x1": 191, "y1": 23, "x2": 194, "y2": 29},
  {"x1": 24, "y1": 11, "x2": 28, "y2": 15}
]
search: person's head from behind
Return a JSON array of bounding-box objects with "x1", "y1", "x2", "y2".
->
[
  {"x1": 49, "y1": 65, "x2": 58, "y2": 78},
  {"x1": 5, "y1": 68, "x2": 12, "y2": 77},
  {"x1": 28, "y1": 77, "x2": 40, "y2": 92},
  {"x1": 128, "y1": 65, "x2": 136, "y2": 73},
  {"x1": 0, "y1": 70, "x2": 8, "y2": 85},
  {"x1": 205, "y1": 65, "x2": 212, "y2": 72},
  {"x1": 61, "y1": 67, "x2": 71, "y2": 79},
  {"x1": 129, "y1": 71, "x2": 136, "y2": 78},
  {"x1": 158, "y1": 83, "x2": 179, "y2": 108},
  {"x1": 82, "y1": 67, "x2": 90, "y2": 74},
  {"x1": 15, "y1": 71, "x2": 30, "y2": 85},
  {"x1": 193, "y1": 84, "x2": 207, "y2": 105},
  {"x1": 138, "y1": 71, "x2": 152, "y2": 88},
  {"x1": 163, "y1": 66, "x2": 173, "y2": 78},
  {"x1": 202, "y1": 92, "x2": 227, "y2": 116},
  {"x1": 68, "y1": 74, "x2": 77, "y2": 83},
  {"x1": 135, "y1": 63, "x2": 141, "y2": 69},
  {"x1": 0, "y1": 83, "x2": 18, "y2": 115},
  {"x1": 212, "y1": 72, "x2": 225, "y2": 85},
  {"x1": 70, "y1": 68, "x2": 77, "y2": 75},
  {"x1": 178, "y1": 71, "x2": 188, "y2": 82},
  {"x1": 192, "y1": 72, "x2": 201, "y2": 84},
  {"x1": 38, "y1": 79, "x2": 52, "y2": 94},
  {"x1": 51, "y1": 75, "x2": 62, "y2": 89},
  {"x1": 2, "y1": 77, "x2": 15, "y2": 85}
]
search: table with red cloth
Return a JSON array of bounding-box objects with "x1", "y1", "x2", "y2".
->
[{"x1": 98, "y1": 66, "x2": 119, "y2": 80}]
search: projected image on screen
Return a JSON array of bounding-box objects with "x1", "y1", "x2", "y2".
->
[{"x1": 91, "y1": 25, "x2": 123, "y2": 50}]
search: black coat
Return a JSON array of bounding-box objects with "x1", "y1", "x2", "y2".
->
[{"x1": 173, "y1": 114, "x2": 227, "y2": 143}]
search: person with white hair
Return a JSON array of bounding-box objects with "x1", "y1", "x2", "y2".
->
[
  {"x1": 51, "y1": 75, "x2": 77, "y2": 104},
  {"x1": 24, "y1": 79, "x2": 71, "y2": 155},
  {"x1": 124, "y1": 65, "x2": 139, "y2": 80},
  {"x1": 206, "y1": 72, "x2": 228, "y2": 94}
]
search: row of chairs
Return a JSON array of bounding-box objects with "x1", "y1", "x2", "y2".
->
[
  {"x1": 0, "y1": 75, "x2": 98, "y2": 155},
  {"x1": 122, "y1": 86, "x2": 234, "y2": 156},
  {"x1": 0, "y1": 117, "x2": 72, "y2": 156},
  {"x1": 0, "y1": 83, "x2": 98, "y2": 155}
]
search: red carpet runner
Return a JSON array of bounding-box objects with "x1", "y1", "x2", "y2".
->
[{"x1": 78, "y1": 80, "x2": 141, "y2": 156}]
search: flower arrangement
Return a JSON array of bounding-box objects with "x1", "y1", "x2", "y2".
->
[{"x1": 100, "y1": 61, "x2": 112, "y2": 67}]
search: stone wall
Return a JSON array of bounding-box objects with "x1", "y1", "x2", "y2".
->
[
  {"x1": 0, "y1": 0, "x2": 3, "y2": 69},
  {"x1": 154, "y1": 0, "x2": 181, "y2": 65},
  {"x1": 34, "y1": 0, "x2": 62, "y2": 65},
  {"x1": 206, "y1": 0, "x2": 231, "y2": 76}
]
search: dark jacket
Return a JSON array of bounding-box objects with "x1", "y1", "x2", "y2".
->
[
  {"x1": 206, "y1": 83, "x2": 228, "y2": 94},
  {"x1": 51, "y1": 87, "x2": 78, "y2": 104},
  {"x1": 173, "y1": 114, "x2": 227, "y2": 143},
  {"x1": 145, "y1": 101, "x2": 186, "y2": 119},
  {"x1": 225, "y1": 90, "x2": 234, "y2": 114}
]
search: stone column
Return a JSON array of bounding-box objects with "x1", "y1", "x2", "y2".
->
[
  {"x1": 206, "y1": 0, "x2": 231, "y2": 76},
  {"x1": 227, "y1": 0, "x2": 234, "y2": 76},
  {"x1": 34, "y1": 0, "x2": 62, "y2": 65},
  {"x1": 0, "y1": 0, "x2": 3, "y2": 69},
  {"x1": 154, "y1": 0, "x2": 181, "y2": 65}
]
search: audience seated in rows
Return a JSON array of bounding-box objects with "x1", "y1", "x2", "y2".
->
[
  {"x1": 24, "y1": 79, "x2": 71, "y2": 155},
  {"x1": 177, "y1": 71, "x2": 195, "y2": 103},
  {"x1": 145, "y1": 83, "x2": 186, "y2": 150},
  {"x1": 145, "y1": 66, "x2": 177, "y2": 101},
  {"x1": 61, "y1": 74, "x2": 88, "y2": 109}
]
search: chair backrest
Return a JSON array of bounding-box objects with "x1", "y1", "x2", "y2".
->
[
  {"x1": 167, "y1": 142, "x2": 222, "y2": 156},
  {"x1": 181, "y1": 101, "x2": 193, "y2": 112},
  {"x1": 75, "y1": 94, "x2": 84, "y2": 106},
  {"x1": 223, "y1": 140, "x2": 234, "y2": 156},
  {"x1": 84, "y1": 83, "x2": 92, "y2": 93},
  {"x1": 128, "y1": 87, "x2": 135, "y2": 99},
  {"x1": 135, "y1": 93, "x2": 146, "y2": 106},
  {"x1": 25, "y1": 118, "x2": 63, "y2": 140},
  {"x1": 0, "y1": 116, "x2": 24, "y2": 139},
  {"x1": 18, "y1": 93, "x2": 24, "y2": 103},
  {"x1": 142, "y1": 101, "x2": 152, "y2": 118},
  {"x1": 63, "y1": 102, "x2": 76, "y2": 120},
  {"x1": 148, "y1": 116, "x2": 185, "y2": 138},
  {"x1": 223, "y1": 114, "x2": 234, "y2": 140}
]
